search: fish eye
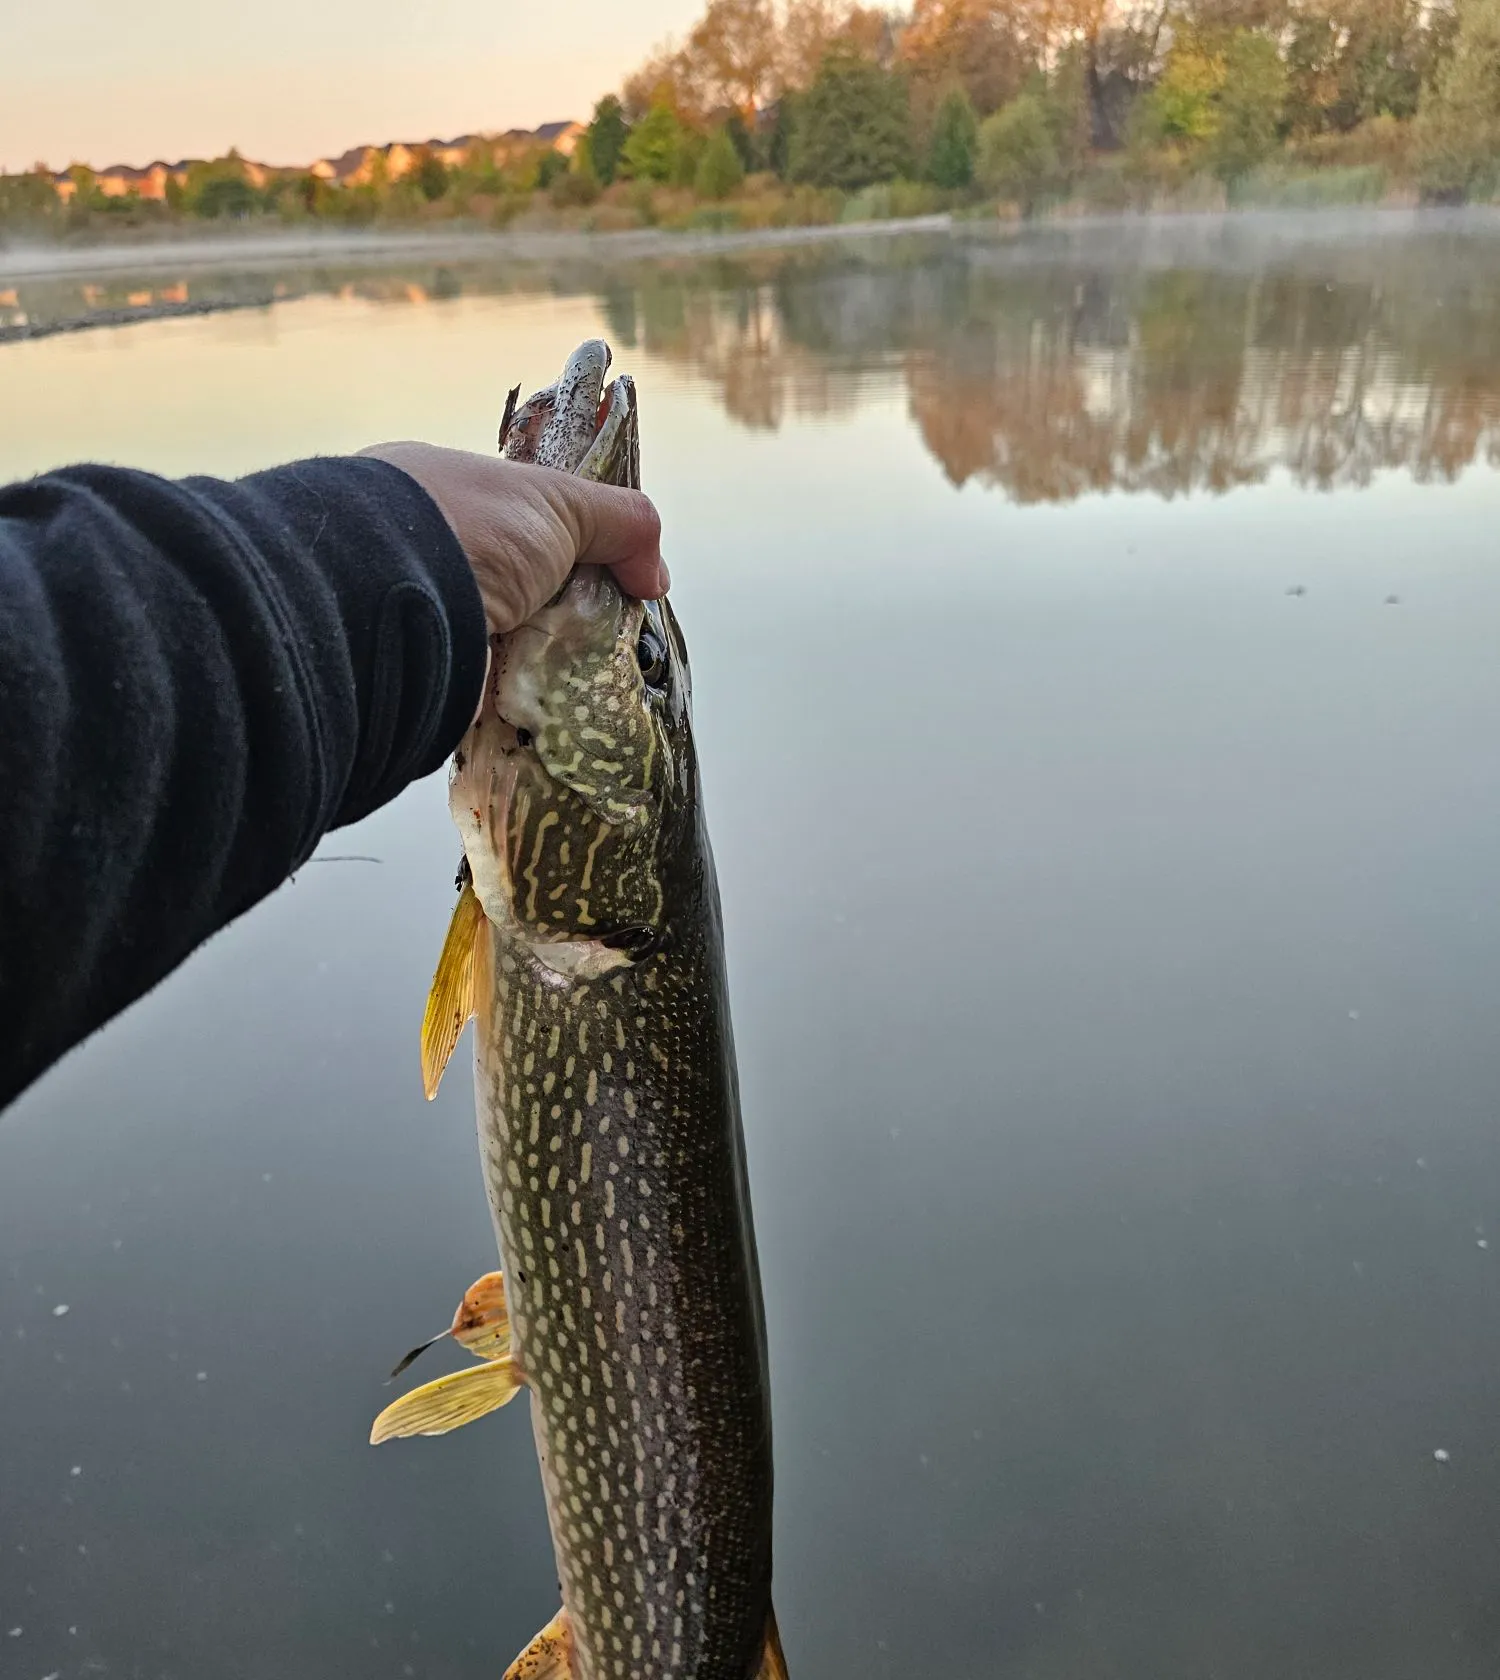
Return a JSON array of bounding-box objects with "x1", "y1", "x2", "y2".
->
[{"x1": 636, "y1": 625, "x2": 669, "y2": 690}]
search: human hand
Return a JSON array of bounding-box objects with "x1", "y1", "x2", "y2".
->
[{"x1": 359, "y1": 442, "x2": 668, "y2": 635}]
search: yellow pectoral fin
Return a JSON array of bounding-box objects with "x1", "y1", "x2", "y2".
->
[
  {"x1": 369, "y1": 1356, "x2": 521, "y2": 1445},
  {"x1": 388, "y1": 1270, "x2": 511, "y2": 1379},
  {"x1": 420, "y1": 879, "x2": 486, "y2": 1100},
  {"x1": 758, "y1": 1608, "x2": 789, "y2": 1680},
  {"x1": 450, "y1": 1269, "x2": 510, "y2": 1361},
  {"x1": 504, "y1": 1608, "x2": 572, "y2": 1680}
]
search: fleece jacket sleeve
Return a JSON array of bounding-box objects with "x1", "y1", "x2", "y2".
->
[{"x1": 0, "y1": 456, "x2": 487, "y2": 1110}]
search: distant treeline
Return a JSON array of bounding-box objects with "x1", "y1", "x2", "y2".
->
[
  {"x1": 593, "y1": 0, "x2": 1500, "y2": 211},
  {"x1": 6, "y1": 0, "x2": 1500, "y2": 237},
  {"x1": 0, "y1": 139, "x2": 606, "y2": 234}
]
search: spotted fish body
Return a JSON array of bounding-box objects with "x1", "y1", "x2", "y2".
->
[{"x1": 437, "y1": 344, "x2": 777, "y2": 1680}]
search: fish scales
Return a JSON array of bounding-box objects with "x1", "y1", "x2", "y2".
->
[{"x1": 478, "y1": 893, "x2": 770, "y2": 1680}]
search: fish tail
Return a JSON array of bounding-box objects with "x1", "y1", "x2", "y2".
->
[
  {"x1": 504, "y1": 1607, "x2": 572, "y2": 1678},
  {"x1": 758, "y1": 1607, "x2": 789, "y2": 1679}
]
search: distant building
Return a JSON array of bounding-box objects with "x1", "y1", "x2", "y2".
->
[
  {"x1": 96, "y1": 162, "x2": 176, "y2": 200},
  {"x1": 308, "y1": 146, "x2": 368, "y2": 185},
  {"x1": 307, "y1": 123, "x2": 582, "y2": 188},
  {"x1": 47, "y1": 121, "x2": 579, "y2": 203},
  {"x1": 54, "y1": 154, "x2": 267, "y2": 202},
  {"x1": 534, "y1": 120, "x2": 585, "y2": 157}
]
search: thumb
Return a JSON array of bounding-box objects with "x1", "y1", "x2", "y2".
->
[{"x1": 532, "y1": 467, "x2": 669, "y2": 600}]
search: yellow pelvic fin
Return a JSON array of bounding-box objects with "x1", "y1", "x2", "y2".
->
[
  {"x1": 369, "y1": 1355, "x2": 521, "y2": 1445},
  {"x1": 420, "y1": 878, "x2": 485, "y2": 1101},
  {"x1": 758, "y1": 1608, "x2": 789, "y2": 1680},
  {"x1": 504, "y1": 1608, "x2": 572, "y2": 1680},
  {"x1": 388, "y1": 1270, "x2": 511, "y2": 1379}
]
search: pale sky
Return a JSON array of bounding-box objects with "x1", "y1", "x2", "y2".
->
[{"x1": 1, "y1": 1, "x2": 706, "y2": 173}]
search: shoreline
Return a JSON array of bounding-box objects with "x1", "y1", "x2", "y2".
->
[
  {"x1": 0, "y1": 214, "x2": 956, "y2": 285},
  {"x1": 0, "y1": 294, "x2": 282, "y2": 346},
  {"x1": 5, "y1": 204, "x2": 1498, "y2": 346}
]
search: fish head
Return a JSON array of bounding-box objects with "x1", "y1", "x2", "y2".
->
[
  {"x1": 452, "y1": 350, "x2": 699, "y2": 968},
  {"x1": 489, "y1": 574, "x2": 693, "y2": 950}
]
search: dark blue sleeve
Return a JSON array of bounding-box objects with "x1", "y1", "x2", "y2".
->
[{"x1": 0, "y1": 456, "x2": 487, "y2": 1109}]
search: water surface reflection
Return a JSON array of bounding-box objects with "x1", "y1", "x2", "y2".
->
[
  {"x1": 3, "y1": 215, "x2": 1500, "y2": 1680},
  {"x1": 593, "y1": 218, "x2": 1500, "y2": 497},
  {"x1": 10, "y1": 214, "x2": 1500, "y2": 500}
]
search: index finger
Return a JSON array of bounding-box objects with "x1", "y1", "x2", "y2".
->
[{"x1": 535, "y1": 469, "x2": 669, "y2": 600}]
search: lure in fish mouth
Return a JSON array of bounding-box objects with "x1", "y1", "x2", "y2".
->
[{"x1": 371, "y1": 341, "x2": 786, "y2": 1680}]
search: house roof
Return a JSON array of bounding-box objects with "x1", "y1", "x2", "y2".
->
[
  {"x1": 45, "y1": 123, "x2": 579, "y2": 191},
  {"x1": 321, "y1": 145, "x2": 374, "y2": 179}
]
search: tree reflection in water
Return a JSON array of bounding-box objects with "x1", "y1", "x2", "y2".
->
[
  {"x1": 593, "y1": 219, "x2": 1500, "y2": 501},
  {"x1": 7, "y1": 216, "x2": 1499, "y2": 500}
]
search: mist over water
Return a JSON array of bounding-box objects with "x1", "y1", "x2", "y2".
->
[{"x1": 4, "y1": 214, "x2": 1500, "y2": 1679}]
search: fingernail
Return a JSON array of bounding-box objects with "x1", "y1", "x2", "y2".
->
[{"x1": 657, "y1": 559, "x2": 671, "y2": 594}]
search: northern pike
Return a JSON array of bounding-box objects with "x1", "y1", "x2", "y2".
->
[{"x1": 371, "y1": 341, "x2": 784, "y2": 1680}]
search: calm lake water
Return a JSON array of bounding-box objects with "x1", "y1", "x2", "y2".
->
[{"x1": 4, "y1": 213, "x2": 1500, "y2": 1680}]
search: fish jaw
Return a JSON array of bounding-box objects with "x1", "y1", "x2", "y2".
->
[
  {"x1": 453, "y1": 654, "x2": 645, "y2": 987},
  {"x1": 448, "y1": 697, "x2": 522, "y2": 936},
  {"x1": 535, "y1": 339, "x2": 612, "y2": 472},
  {"x1": 493, "y1": 570, "x2": 655, "y2": 832}
]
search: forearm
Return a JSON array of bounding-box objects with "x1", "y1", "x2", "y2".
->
[{"x1": 0, "y1": 457, "x2": 486, "y2": 1109}]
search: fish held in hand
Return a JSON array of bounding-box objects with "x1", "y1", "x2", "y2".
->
[{"x1": 378, "y1": 340, "x2": 783, "y2": 1680}]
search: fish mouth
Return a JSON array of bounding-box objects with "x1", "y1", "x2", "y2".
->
[
  {"x1": 490, "y1": 369, "x2": 639, "y2": 757},
  {"x1": 490, "y1": 355, "x2": 633, "y2": 746}
]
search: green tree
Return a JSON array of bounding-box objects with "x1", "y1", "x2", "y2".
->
[
  {"x1": 1417, "y1": 0, "x2": 1500, "y2": 198},
  {"x1": 1284, "y1": 0, "x2": 1426, "y2": 135},
  {"x1": 977, "y1": 90, "x2": 1063, "y2": 212},
  {"x1": 1209, "y1": 31, "x2": 1287, "y2": 178},
  {"x1": 552, "y1": 145, "x2": 602, "y2": 205},
  {"x1": 535, "y1": 148, "x2": 570, "y2": 189},
  {"x1": 335, "y1": 184, "x2": 380, "y2": 225},
  {"x1": 790, "y1": 49, "x2": 912, "y2": 187},
  {"x1": 587, "y1": 94, "x2": 631, "y2": 184},
  {"x1": 723, "y1": 108, "x2": 757, "y2": 169},
  {"x1": 183, "y1": 153, "x2": 260, "y2": 218},
  {"x1": 696, "y1": 125, "x2": 748, "y2": 196},
  {"x1": 66, "y1": 163, "x2": 100, "y2": 211},
  {"x1": 927, "y1": 84, "x2": 980, "y2": 185},
  {"x1": 622, "y1": 102, "x2": 689, "y2": 182},
  {"x1": 500, "y1": 144, "x2": 547, "y2": 193},
  {"x1": 294, "y1": 172, "x2": 332, "y2": 216},
  {"x1": 414, "y1": 148, "x2": 450, "y2": 201},
  {"x1": 452, "y1": 147, "x2": 504, "y2": 199},
  {"x1": 194, "y1": 176, "x2": 259, "y2": 217},
  {"x1": 1048, "y1": 44, "x2": 1092, "y2": 177},
  {"x1": 766, "y1": 95, "x2": 800, "y2": 177},
  {"x1": 0, "y1": 168, "x2": 59, "y2": 226},
  {"x1": 1145, "y1": 40, "x2": 1227, "y2": 144},
  {"x1": 673, "y1": 127, "x2": 708, "y2": 186}
]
